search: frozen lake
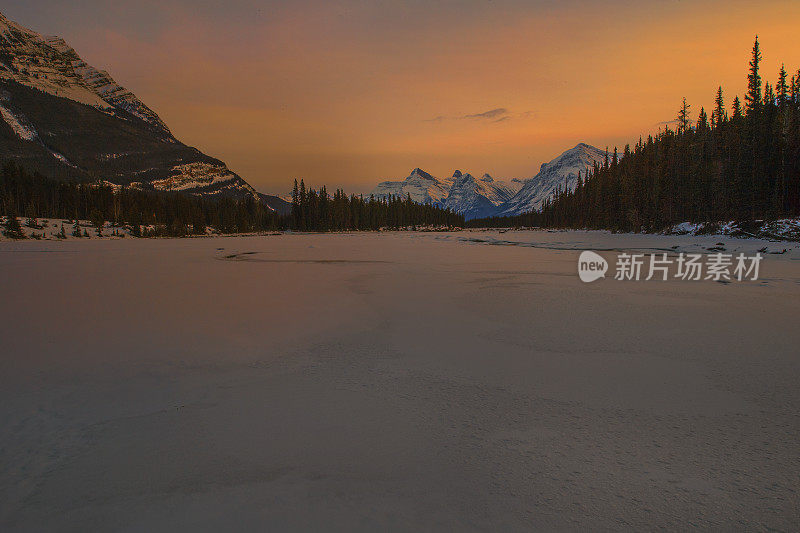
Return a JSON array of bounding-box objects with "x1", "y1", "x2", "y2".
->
[{"x1": 2, "y1": 230, "x2": 799, "y2": 531}]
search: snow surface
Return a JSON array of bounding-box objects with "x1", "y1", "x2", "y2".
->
[
  {"x1": 2, "y1": 231, "x2": 799, "y2": 530},
  {"x1": 0, "y1": 100, "x2": 37, "y2": 140},
  {"x1": 150, "y1": 162, "x2": 240, "y2": 192},
  {"x1": 667, "y1": 219, "x2": 800, "y2": 241}
]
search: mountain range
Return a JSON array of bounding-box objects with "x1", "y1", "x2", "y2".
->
[
  {"x1": 370, "y1": 143, "x2": 608, "y2": 219},
  {"x1": 1, "y1": 11, "x2": 607, "y2": 223},
  {"x1": 0, "y1": 12, "x2": 289, "y2": 214}
]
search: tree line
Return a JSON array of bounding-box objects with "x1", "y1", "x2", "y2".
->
[
  {"x1": 0, "y1": 161, "x2": 282, "y2": 237},
  {"x1": 289, "y1": 179, "x2": 463, "y2": 231},
  {"x1": 471, "y1": 37, "x2": 800, "y2": 232},
  {"x1": 1, "y1": 162, "x2": 462, "y2": 238}
]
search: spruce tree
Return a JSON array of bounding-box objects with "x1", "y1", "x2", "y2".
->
[
  {"x1": 745, "y1": 36, "x2": 762, "y2": 114},
  {"x1": 299, "y1": 179, "x2": 307, "y2": 231},
  {"x1": 291, "y1": 178, "x2": 300, "y2": 229},
  {"x1": 677, "y1": 97, "x2": 691, "y2": 133},
  {"x1": 90, "y1": 209, "x2": 104, "y2": 236},
  {"x1": 732, "y1": 96, "x2": 743, "y2": 119},
  {"x1": 764, "y1": 82, "x2": 775, "y2": 106},
  {"x1": 697, "y1": 107, "x2": 709, "y2": 132},
  {"x1": 712, "y1": 86, "x2": 725, "y2": 128},
  {"x1": 3, "y1": 209, "x2": 25, "y2": 239},
  {"x1": 776, "y1": 64, "x2": 789, "y2": 107}
]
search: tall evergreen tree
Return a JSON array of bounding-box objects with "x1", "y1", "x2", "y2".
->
[
  {"x1": 3, "y1": 208, "x2": 24, "y2": 239},
  {"x1": 732, "y1": 96, "x2": 743, "y2": 119},
  {"x1": 776, "y1": 64, "x2": 789, "y2": 107},
  {"x1": 291, "y1": 179, "x2": 300, "y2": 229},
  {"x1": 712, "y1": 86, "x2": 726, "y2": 128},
  {"x1": 745, "y1": 36, "x2": 762, "y2": 114},
  {"x1": 677, "y1": 97, "x2": 691, "y2": 133},
  {"x1": 697, "y1": 107, "x2": 709, "y2": 132}
]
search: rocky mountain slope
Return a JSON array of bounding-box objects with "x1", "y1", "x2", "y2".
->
[
  {"x1": 442, "y1": 171, "x2": 521, "y2": 219},
  {"x1": 496, "y1": 143, "x2": 607, "y2": 216},
  {"x1": 371, "y1": 168, "x2": 454, "y2": 205},
  {"x1": 0, "y1": 12, "x2": 288, "y2": 214},
  {"x1": 370, "y1": 168, "x2": 521, "y2": 219},
  {"x1": 369, "y1": 143, "x2": 604, "y2": 219}
]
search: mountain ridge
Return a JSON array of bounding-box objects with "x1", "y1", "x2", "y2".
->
[
  {"x1": 0, "y1": 11, "x2": 289, "y2": 214},
  {"x1": 495, "y1": 143, "x2": 608, "y2": 216},
  {"x1": 369, "y1": 143, "x2": 605, "y2": 219}
]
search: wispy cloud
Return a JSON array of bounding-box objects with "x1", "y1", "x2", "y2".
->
[
  {"x1": 425, "y1": 107, "x2": 530, "y2": 124},
  {"x1": 463, "y1": 107, "x2": 508, "y2": 120}
]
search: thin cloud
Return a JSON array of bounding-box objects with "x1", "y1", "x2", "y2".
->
[
  {"x1": 463, "y1": 108, "x2": 508, "y2": 120},
  {"x1": 425, "y1": 107, "x2": 517, "y2": 123}
]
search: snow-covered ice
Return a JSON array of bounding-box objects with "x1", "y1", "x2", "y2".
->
[{"x1": 1, "y1": 231, "x2": 799, "y2": 530}]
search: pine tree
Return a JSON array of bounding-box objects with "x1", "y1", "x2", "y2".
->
[
  {"x1": 697, "y1": 107, "x2": 709, "y2": 132},
  {"x1": 776, "y1": 64, "x2": 789, "y2": 107},
  {"x1": 677, "y1": 97, "x2": 691, "y2": 133},
  {"x1": 299, "y1": 179, "x2": 307, "y2": 231},
  {"x1": 712, "y1": 86, "x2": 726, "y2": 128},
  {"x1": 764, "y1": 82, "x2": 775, "y2": 106},
  {"x1": 745, "y1": 36, "x2": 762, "y2": 114},
  {"x1": 72, "y1": 219, "x2": 81, "y2": 238},
  {"x1": 732, "y1": 96, "x2": 743, "y2": 119},
  {"x1": 291, "y1": 178, "x2": 300, "y2": 229},
  {"x1": 90, "y1": 208, "x2": 104, "y2": 236},
  {"x1": 3, "y1": 209, "x2": 25, "y2": 239}
]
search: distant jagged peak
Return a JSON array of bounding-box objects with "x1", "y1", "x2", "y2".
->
[
  {"x1": 537, "y1": 142, "x2": 606, "y2": 173},
  {"x1": 480, "y1": 173, "x2": 494, "y2": 182},
  {"x1": 408, "y1": 167, "x2": 436, "y2": 180},
  {"x1": 495, "y1": 141, "x2": 607, "y2": 216}
]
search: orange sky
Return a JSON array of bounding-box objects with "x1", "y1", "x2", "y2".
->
[{"x1": 5, "y1": 0, "x2": 800, "y2": 194}]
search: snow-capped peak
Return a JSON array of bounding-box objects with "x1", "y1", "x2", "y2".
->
[
  {"x1": 367, "y1": 143, "x2": 603, "y2": 219},
  {"x1": 371, "y1": 168, "x2": 451, "y2": 204},
  {"x1": 442, "y1": 170, "x2": 522, "y2": 219},
  {"x1": 496, "y1": 143, "x2": 607, "y2": 216},
  {"x1": 409, "y1": 167, "x2": 437, "y2": 181}
]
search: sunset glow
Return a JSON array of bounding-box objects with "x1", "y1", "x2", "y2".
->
[{"x1": 5, "y1": 0, "x2": 800, "y2": 193}]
